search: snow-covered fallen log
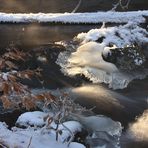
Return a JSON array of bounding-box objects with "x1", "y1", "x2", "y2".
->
[{"x1": 0, "y1": 11, "x2": 147, "y2": 24}]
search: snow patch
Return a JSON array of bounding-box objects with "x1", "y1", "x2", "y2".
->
[
  {"x1": 0, "y1": 111, "x2": 123, "y2": 148},
  {"x1": 16, "y1": 111, "x2": 48, "y2": 127}
]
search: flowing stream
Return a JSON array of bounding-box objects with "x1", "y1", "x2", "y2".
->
[{"x1": 0, "y1": 23, "x2": 147, "y2": 147}]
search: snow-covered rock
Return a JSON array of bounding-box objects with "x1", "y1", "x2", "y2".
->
[
  {"x1": 0, "y1": 109, "x2": 123, "y2": 148},
  {"x1": 0, "y1": 121, "x2": 85, "y2": 148},
  {"x1": 76, "y1": 22, "x2": 148, "y2": 47},
  {"x1": 57, "y1": 22, "x2": 148, "y2": 89},
  {"x1": 102, "y1": 46, "x2": 146, "y2": 71},
  {"x1": 70, "y1": 113, "x2": 122, "y2": 136},
  {"x1": 0, "y1": 118, "x2": 84, "y2": 148},
  {"x1": 16, "y1": 111, "x2": 48, "y2": 127}
]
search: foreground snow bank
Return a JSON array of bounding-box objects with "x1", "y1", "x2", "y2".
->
[
  {"x1": 16, "y1": 111, "x2": 48, "y2": 127},
  {"x1": 0, "y1": 11, "x2": 147, "y2": 23},
  {"x1": 0, "y1": 122, "x2": 84, "y2": 148},
  {"x1": 0, "y1": 111, "x2": 122, "y2": 148}
]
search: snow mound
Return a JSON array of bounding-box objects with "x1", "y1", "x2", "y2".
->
[
  {"x1": 71, "y1": 113, "x2": 122, "y2": 137},
  {"x1": 16, "y1": 111, "x2": 48, "y2": 127},
  {"x1": 0, "y1": 123, "x2": 84, "y2": 148},
  {"x1": 0, "y1": 111, "x2": 123, "y2": 148},
  {"x1": 56, "y1": 121, "x2": 82, "y2": 142},
  {"x1": 76, "y1": 22, "x2": 148, "y2": 46}
]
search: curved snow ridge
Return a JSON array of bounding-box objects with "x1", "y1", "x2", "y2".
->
[{"x1": 0, "y1": 10, "x2": 147, "y2": 23}]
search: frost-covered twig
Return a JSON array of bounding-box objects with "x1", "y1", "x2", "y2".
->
[
  {"x1": 71, "y1": 0, "x2": 82, "y2": 13},
  {"x1": 0, "y1": 142, "x2": 8, "y2": 148},
  {"x1": 59, "y1": 117, "x2": 74, "y2": 147},
  {"x1": 111, "y1": 0, "x2": 131, "y2": 11},
  {"x1": 27, "y1": 136, "x2": 32, "y2": 148}
]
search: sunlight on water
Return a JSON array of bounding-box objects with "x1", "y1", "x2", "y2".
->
[
  {"x1": 70, "y1": 84, "x2": 133, "y2": 110},
  {"x1": 128, "y1": 109, "x2": 148, "y2": 141},
  {"x1": 1, "y1": 1, "x2": 27, "y2": 12}
]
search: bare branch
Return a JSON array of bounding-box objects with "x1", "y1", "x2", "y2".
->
[
  {"x1": 27, "y1": 136, "x2": 32, "y2": 148},
  {"x1": 71, "y1": 0, "x2": 82, "y2": 13},
  {"x1": 110, "y1": 0, "x2": 131, "y2": 11}
]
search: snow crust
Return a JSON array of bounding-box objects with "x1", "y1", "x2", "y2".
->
[
  {"x1": 0, "y1": 11, "x2": 147, "y2": 23},
  {"x1": 71, "y1": 113, "x2": 122, "y2": 136},
  {"x1": 76, "y1": 22, "x2": 148, "y2": 46},
  {"x1": 16, "y1": 111, "x2": 48, "y2": 127},
  {"x1": 0, "y1": 122, "x2": 84, "y2": 148},
  {"x1": 0, "y1": 111, "x2": 84, "y2": 148}
]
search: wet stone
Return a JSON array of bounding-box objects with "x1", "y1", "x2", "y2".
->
[{"x1": 102, "y1": 46, "x2": 146, "y2": 72}]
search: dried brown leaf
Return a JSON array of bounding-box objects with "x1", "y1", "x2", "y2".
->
[
  {"x1": 8, "y1": 74, "x2": 17, "y2": 82},
  {"x1": 5, "y1": 61, "x2": 17, "y2": 69},
  {"x1": 22, "y1": 97, "x2": 36, "y2": 110},
  {"x1": 34, "y1": 94, "x2": 45, "y2": 101},
  {"x1": 1, "y1": 82, "x2": 10, "y2": 95},
  {"x1": 0, "y1": 96, "x2": 13, "y2": 109}
]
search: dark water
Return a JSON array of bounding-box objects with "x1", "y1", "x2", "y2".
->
[
  {"x1": 0, "y1": 23, "x2": 100, "y2": 49},
  {"x1": 0, "y1": 0, "x2": 147, "y2": 13},
  {"x1": 0, "y1": 23, "x2": 148, "y2": 147},
  {"x1": 0, "y1": 22, "x2": 148, "y2": 147}
]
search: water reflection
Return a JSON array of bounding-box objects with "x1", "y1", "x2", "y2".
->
[
  {"x1": 0, "y1": 0, "x2": 147, "y2": 13},
  {"x1": 0, "y1": 24, "x2": 99, "y2": 49},
  {"x1": 69, "y1": 84, "x2": 146, "y2": 126},
  {"x1": 128, "y1": 109, "x2": 148, "y2": 141}
]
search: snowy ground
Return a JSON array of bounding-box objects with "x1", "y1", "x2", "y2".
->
[
  {"x1": 0, "y1": 111, "x2": 122, "y2": 148},
  {"x1": 0, "y1": 10, "x2": 147, "y2": 23}
]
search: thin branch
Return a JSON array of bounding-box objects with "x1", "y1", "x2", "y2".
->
[
  {"x1": 27, "y1": 136, "x2": 32, "y2": 148},
  {"x1": 110, "y1": 2, "x2": 120, "y2": 11},
  {"x1": 119, "y1": 0, "x2": 131, "y2": 9},
  {"x1": 71, "y1": 0, "x2": 82, "y2": 13},
  {"x1": 0, "y1": 143, "x2": 8, "y2": 148},
  {"x1": 110, "y1": 0, "x2": 131, "y2": 11},
  {"x1": 59, "y1": 117, "x2": 74, "y2": 147},
  {"x1": 101, "y1": 22, "x2": 106, "y2": 28}
]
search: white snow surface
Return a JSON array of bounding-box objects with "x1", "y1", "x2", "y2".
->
[
  {"x1": 0, "y1": 111, "x2": 122, "y2": 148},
  {"x1": 0, "y1": 122, "x2": 84, "y2": 148},
  {"x1": 76, "y1": 22, "x2": 148, "y2": 46},
  {"x1": 0, "y1": 11, "x2": 147, "y2": 23},
  {"x1": 16, "y1": 111, "x2": 82, "y2": 142},
  {"x1": 16, "y1": 111, "x2": 48, "y2": 127}
]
